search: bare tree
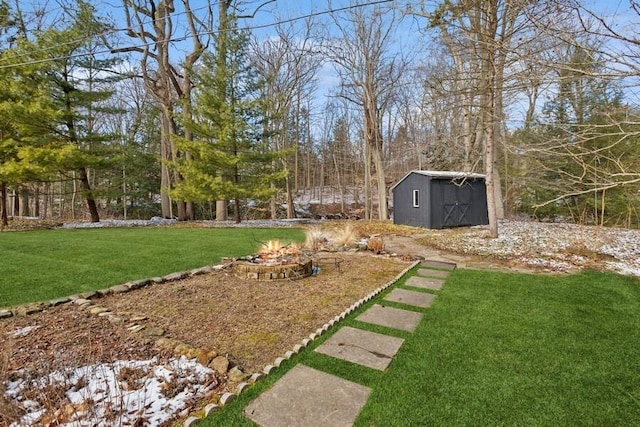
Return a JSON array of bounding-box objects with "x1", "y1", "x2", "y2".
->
[
  {"x1": 327, "y1": 2, "x2": 404, "y2": 220},
  {"x1": 114, "y1": 0, "x2": 214, "y2": 220},
  {"x1": 250, "y1": 20, "x2": 321, "y2": 218},
  {"x1": 412, "y1": 0, "x2": 553, "y2": 236}
]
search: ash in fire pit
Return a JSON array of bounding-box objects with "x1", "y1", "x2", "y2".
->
[{"x1": 232, "y1": 241, "x2": 313, "y2": 281}]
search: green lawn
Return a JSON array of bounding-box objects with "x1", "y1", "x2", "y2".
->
[
  {"x1": 0, "y1": 227, "x2": 304, "y2": 307},
  {"x1": 205, "y1": 268, "x2": 640, "y2": 426}
]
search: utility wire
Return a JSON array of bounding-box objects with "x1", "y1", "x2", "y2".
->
[
  {"x1": 0, "y1": 3, "x2": 213, "y2": 63},
  {"x1": 0, "y1": 0, "x2": 395, "y2": 70}
]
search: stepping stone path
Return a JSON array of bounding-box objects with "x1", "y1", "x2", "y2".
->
[
  {"x1": 405, "y1": 276, "x2": 444, "y2": 290},
  {"x1": 243, "y1": 260, "x2": 456, "y2": 427},
  {"x1": 356, "y1": 304, "x2": 423, "y2": 332},
  {"x1": 421, "y1": 260, "x2": 457, "y2": 270},
  {"x1": 315, "y1": 326, "x2": 405, "y2": 371},
  {"x1": 385, "y1": 288, "x2": 436, "y2": 308},
  {"x1": 417, "y1": 268, "x2": 450, "y2": 278},
  {"x1": 245, "y1": 364, "x2": 371, "y2": 427}
]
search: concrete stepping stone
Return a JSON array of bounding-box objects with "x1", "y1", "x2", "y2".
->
[
  {"x1": 356, "y1": 304, "x2": 423, "y2": 332},
  {"x1": 417, "y1": 268, "x2": 450, "y2": 278},
  {"x1": 244, "y1": 364, "x2": 371, "y2": 427},
  {"x1": 406, "y1": 276, "x2": 445, "y2": 291},
  {"x1": 421, "y1": 260, "x2": 457, "y2": 270},
  {"x1": 385, "y1": 288, "x2": 436, "y2": 309},
  {"x1": 315, "y1": 326, "x2": 404, "y2": 371}
]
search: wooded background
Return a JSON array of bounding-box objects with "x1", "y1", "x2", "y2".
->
[{"x1": 1, "y1": 0, "x2": 639, "y2": 235}]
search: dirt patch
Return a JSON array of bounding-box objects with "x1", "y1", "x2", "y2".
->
[
  {"x1": 97, "y1": 252, "x2": 410, "y2": 373},
  {"x1": 0, "y1": 252, "x2": 411, "y2": 424}
]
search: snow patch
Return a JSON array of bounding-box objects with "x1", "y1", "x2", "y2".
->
[{"x1": 5, "y1": 356, "x2": 216, "y2": 426}]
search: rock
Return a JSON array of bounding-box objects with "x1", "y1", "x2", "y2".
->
[
  {"x1": 95, "y1": 288, "x2": 111, "y2": 296},
  {"x1": 209, "y1": 356, "x2": 230, "y2": 374},
  {"x1": 18, "y1": 303, "x2": 48, "y2": 315},
  {"x1": 49, "y1": 297, "x2": 71, "y2": 306},
  {"x1": 151, "y1": 277, "x2": 165, "y2": 284},
  {"x1": 110, "y1": 284, "x2": 130, "y2": 294},
  {"x1": 155, "y1": 337, "x2": 179, "y2": 349},
  {"x1": 174, "y1": 343, "x2": 191, "y2": 354},
  {"x1": 190, "y1": 266, "x2": 212, "y2": 276},
  {"x1": 196, "y1": 349, "x2": 217, "y2": 365},
  {"x1": 73, "y1": 298, "x2": 92, "y2": 306},
  {"x1": 164, "y1": 271, "x2": 187, "y2": 281},
  {"x1": 185, "y1": 348, "x2": 200, "y2": 359},
  {"x1": 130, "y1": 315, "x2": 147, "y2": 322},
  {"x1": 88, "y1": 306, "x2": 109, "y2": 315},
  {"x1": 142, "y1": 327, "x2": 164, "y2": 337},
  {"x1": 107, "y1": 315, "x2": 125, "y2": 324},
  {"x1": 0, "y1": 309, "x2": 13, "y2": 319},
  {"x1": 127, "y1": 324, "x2": 145, "y2": 333},
  {"x1": 78, "y1": 291, "x2": 98, "y2": 300},
  {"x1": 126, "y1": 279, "x2": 150, "y2": 290},
  {"x1": 228, "y1": 366, "x2": 246, "y2": 382}
]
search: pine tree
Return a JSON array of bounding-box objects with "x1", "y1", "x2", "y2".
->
[
  {"x1": 172, "y1": 12, "x2": 285, "y2": 223},
  {"x1": 2, "y1": 1, "x2": 122, "y2": 222}
]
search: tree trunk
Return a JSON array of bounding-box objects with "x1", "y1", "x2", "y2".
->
[
  {"x1": 481, "y1": 53, "x2": 498, "y2": 237},
  {"x1": 285, "y1": 177, "x2": 295, "y2": 218},
  {"x1": 283, "y1": 159, "x2": 295, "y2": 218},
  {"x1": 216, "y1": 200, "x2": 228, "y2": 221},
  {"x1": 363, "y1": 140, "x2": 371, "y2": 220},
  {"x1": 371, "y1": 141, "x2": 388, "y2": 220},
  {"x1": 493, "y1": 155, "x2": 505, "y2": 219},
  {"x1": 270, "y1": 193, "x2": 277, "y2": 219},
  {"x1": 42, "y1": 184, "x2": 49, "y2": 219},
  {"x1": 79, "y1": 167, "x2": 100, "y2": 222},
  {"x1": 35, "y1": 186, "x2": 41, "y2": 218},
  {"x1": 234, "y1": 198, "x2": 241, "y2": 223},
  {"x1": 1, "y1": 182, "x2": 8, "y2": 227},
  {"x1": 159, "y1": 133, "x2": 173, "y2": 219},
  {"x1": 13, "y1": 188, "x2": 21, "y2": 216}
]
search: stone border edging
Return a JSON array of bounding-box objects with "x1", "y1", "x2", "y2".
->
[
  {"x1": 0, "y1": 264, "x2": 231, "y2": 319},
  {"x1": 183, "y1": 259, "x2": 421, "y2": 425},
  {"x1": 0, "y1": 256, "x2": 421, "y2": 426}
]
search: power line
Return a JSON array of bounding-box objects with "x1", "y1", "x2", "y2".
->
[
  {"x1": 0, "y1": 3, "x2": 213, "y2": 65},
  {"x1": 0, "y1": 0, "x2": 395, "y2": 70}
]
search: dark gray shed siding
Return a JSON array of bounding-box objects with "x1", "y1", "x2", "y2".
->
[{"x1": 391, "y1": 171, "x2": 489, "y2": 229}]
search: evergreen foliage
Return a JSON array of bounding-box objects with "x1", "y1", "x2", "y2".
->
[
  {"x1": 172, "y1": 13, "x2": 286, "y2": 222},
  {"x1": 510, "y1": 43, "x2": 640, "y2": 227},
  {"x1": 0, "y1": 1, "x2": 122, "y2": 222}
]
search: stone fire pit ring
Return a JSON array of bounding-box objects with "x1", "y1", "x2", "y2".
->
[{"x1": 232, "y1": 258, "x2": 313, "y2": 281}]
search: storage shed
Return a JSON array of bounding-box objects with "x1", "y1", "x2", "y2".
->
[{"x1": 391, "y1": 170, "x2": 489, "y2": 229}]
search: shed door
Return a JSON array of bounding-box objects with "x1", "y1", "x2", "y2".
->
[{"x1": 441, "y1": 180, "x2": 473, "y2": 227}]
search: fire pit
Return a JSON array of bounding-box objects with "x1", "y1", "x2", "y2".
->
[{"x1": 232, "y1": 241, "x2": 314, "y2": 281}]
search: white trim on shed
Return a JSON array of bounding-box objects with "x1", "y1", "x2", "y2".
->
[{"x1": 390, "y1": 170, "x2": 486, "y2": 192}]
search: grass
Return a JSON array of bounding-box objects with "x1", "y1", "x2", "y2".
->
[
  {"x1": 204, "y1": 267, "x2": 640, "y2": 426},
  {"x1": 0, "y1": 227, "x2": 305, "y2": 307}
]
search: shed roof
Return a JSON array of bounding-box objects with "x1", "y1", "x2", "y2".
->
[{"x1": 390, "y1": 170, "x2": 486, "y2": 191}]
